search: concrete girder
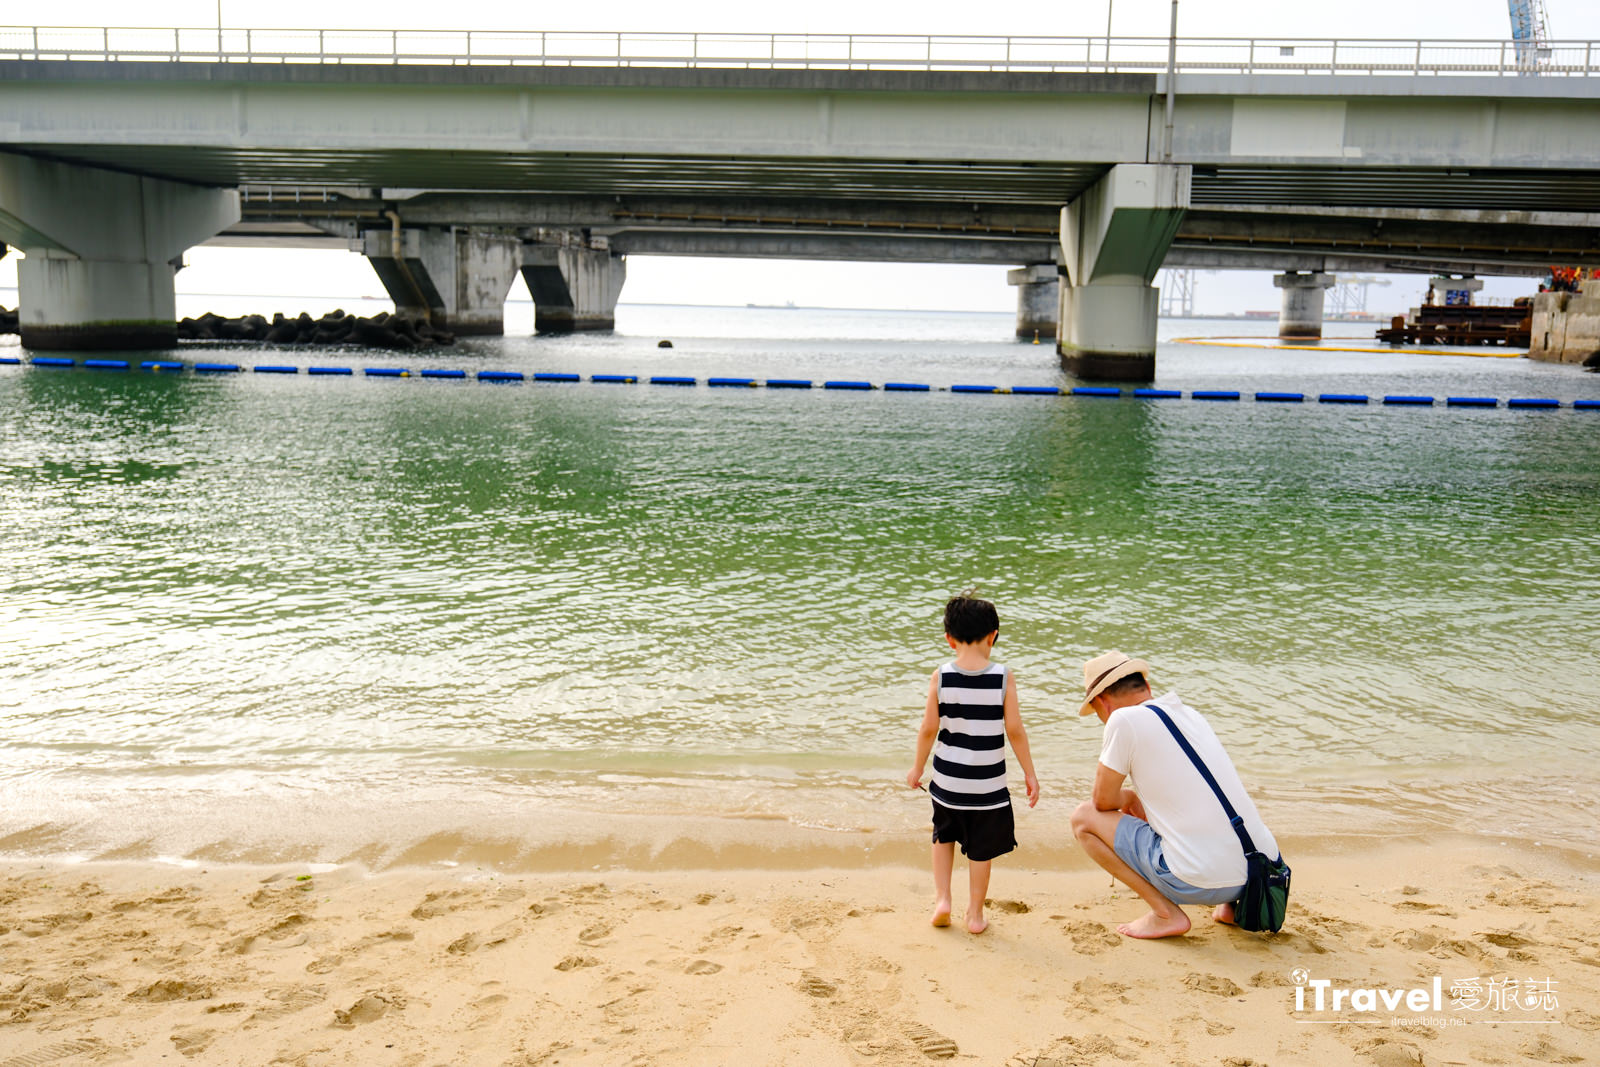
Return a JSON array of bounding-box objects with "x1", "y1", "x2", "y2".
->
[
  {"x1": 0, "y1": 154, "x2": 238, "y2": 349},
  {"x1": 1057, "y1": 164, "x2": 1190, "y2": 381},
  {"x1": 362, "y1": 227, "x2": 522, "y2": 336}
]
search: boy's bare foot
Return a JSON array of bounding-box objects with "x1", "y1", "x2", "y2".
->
[
  {"x1": 967, "y1": 916, "x2": 988, "y2": 935},
  {"x1": 1117, "y1": 909, "x2": 1191, "y2": 939},
  {"x1": 931, "y1": 902, "x2": 951, "y2": 928},
  {"x1": 1212, "y1": 902, "x2": 1236, "y2": 925}
]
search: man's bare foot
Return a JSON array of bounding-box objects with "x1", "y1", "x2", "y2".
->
[
  {"x1": 931, "y1": 903, "x2": 951, "y2": 928},
  {"x1": 1212, "y1": 902, "x2": 1236, "y2": 925},
  {"x1": 1117, "y1": 909, "x2": 1191, "y2": 939},
  {"x1": 967, "y1": 916, "x2": 988, "y2": 935}
]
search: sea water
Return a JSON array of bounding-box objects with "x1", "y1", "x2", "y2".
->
[{"x1": 1, "y1": 308, "x2": 1597, "y2": 866}]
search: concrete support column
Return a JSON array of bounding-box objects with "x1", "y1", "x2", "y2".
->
[
  {"x1": 520, "y1": 239, "x2": 626, "y2": 332},
  {"x1": 1428, "y1": 275, "x2": 1484, "y2": 307},
  {"x1": 1057, "y1": 164, "x2": 1190, "y2": 381},
  {"x1": 1274, "y1": 271, "x2": 1335, "y2": 339},
  {"x1": 362, "y1": 227, "x2": 521, "y2": 336},
  {"x1": 1006, "y1": 263, "x2": 1059, "y2": 340},
  {"x1": 0, "y1": 156, "x2": 239, "y2": 350}
]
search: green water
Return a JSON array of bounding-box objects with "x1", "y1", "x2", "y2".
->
[{"x1": 2, "y1": 310, "x2": 1598, "y2": 861}]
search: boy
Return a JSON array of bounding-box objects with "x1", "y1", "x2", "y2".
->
[{"x1": 906, "y1": 594, "x2": 1040, "y2": 933}]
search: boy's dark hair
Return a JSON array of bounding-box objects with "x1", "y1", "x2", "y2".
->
[
  {"x1": 943, "y1": 594, "x2": 999, "y2": 644},
  {"x1": 1104, "y1": 673, "x2": 1149, "y2": 697}
]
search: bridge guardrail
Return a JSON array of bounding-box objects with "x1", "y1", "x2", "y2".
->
[{"x1": 0, "y1": 28, "x2": 1593, "y2": 77}]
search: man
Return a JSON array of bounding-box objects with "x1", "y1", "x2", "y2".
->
[{"x1": 1069, "y1": 651, "x2": 1279, "y2": 939}]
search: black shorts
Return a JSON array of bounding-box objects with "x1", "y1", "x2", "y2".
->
[{"x1": 931, "y1": 800, "x2": 1016, "y2": 862}]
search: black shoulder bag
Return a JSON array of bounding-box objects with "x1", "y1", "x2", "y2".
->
[{"x1": 1145, "y1": 704, "x2": 1290, "y2": 932}]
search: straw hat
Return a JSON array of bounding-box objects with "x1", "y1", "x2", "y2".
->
[{"x1": 1078, "y1": 650, "x2": 1152, "y2": 717}]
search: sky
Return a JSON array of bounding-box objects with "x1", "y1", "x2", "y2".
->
[{"x1": 2, "y1": 1, "x2": 1594, "y2": 316}]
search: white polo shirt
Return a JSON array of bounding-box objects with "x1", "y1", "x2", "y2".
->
[{"x1": 1099, "y1": 691, "x2": 1278, "y2": 889}]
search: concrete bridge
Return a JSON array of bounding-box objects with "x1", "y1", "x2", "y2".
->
[{"x1": 2, "y1": 28, "x2": 1599, "y2": 377}]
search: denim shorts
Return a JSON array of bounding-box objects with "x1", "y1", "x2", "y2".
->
[{"x1": 1113, "y1": 816, "x2": 1245, "y2": 907}]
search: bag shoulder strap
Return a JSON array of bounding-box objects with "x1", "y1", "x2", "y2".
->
[{"x1": 1143, "y1": 703, "x2": 1259, "y2": 857}]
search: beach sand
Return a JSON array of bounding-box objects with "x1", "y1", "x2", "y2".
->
[{"x1": 2, "y1": 839, "x2": 1597, "y2": 1066}]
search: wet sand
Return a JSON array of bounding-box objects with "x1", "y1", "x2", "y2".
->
[{"x1": 3, "y1": 838, "x2": 1598, "y2": 1066}]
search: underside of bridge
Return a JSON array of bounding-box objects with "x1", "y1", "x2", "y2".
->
[{"x1": 4, "y1": 60, "x2": 1600, "y2": 372}]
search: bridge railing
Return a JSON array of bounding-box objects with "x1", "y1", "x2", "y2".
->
[{"x1": 0, "y1": 28, "x2": 1594, "y2": 77}]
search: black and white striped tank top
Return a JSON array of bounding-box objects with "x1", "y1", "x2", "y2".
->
[{"x1": 930, "y1": 662, "x2": 1010, "y2": 811}]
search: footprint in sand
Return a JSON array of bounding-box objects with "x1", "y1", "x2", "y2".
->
[
  {"x1": 683, "y1": 959, "x2": 723, "y2": 975},
  {"x1": 410, "y1": 889, "x2": 481, "y2": 920},
  {"x1": 903, "y1": 1022, "x2": 958, "y2": 1060},
  {"x1": 448, "y1": 921, "x2": 520, "y2": 955},
  {"x1": 1182, "y1": 973, "x2": 1243, "y2": 998},
  {"x1": 1059, "y1": 920, "x2": 1121, "y2": 955},
  {"x1": 169, "y1": 1027, "x2": 213, "y2": 1058},
  {"x1": 797, "y1": 975, "x2": 837, "y2": 998},
  {"x1": 0, "y1": 1039, "x2": 110, "y2": 1067},
  {"x1": 554, "y1": 954, "x2": 600, "y2": 971},
  {"x1": 578, "y1": 921, "x2": 615, "y2": 946},
  {"x1": 332, "y1": 992, "x2": 399, "y2": 1028},
  {"x1": 986, "y1": 899, "x2": 1030, "y2": 914},
  {"x1": 125, "y1": 979, "x2": 214, "y2": 1003}
]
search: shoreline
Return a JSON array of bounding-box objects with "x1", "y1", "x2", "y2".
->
[{"x1": 3, "y1": 838, "x2": 1597, "y2": 1065}]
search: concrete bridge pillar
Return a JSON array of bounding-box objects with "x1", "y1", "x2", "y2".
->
[
  {"x1": 362, "y1": 227, "x2": 521, "y2": 336},
  {"x1": 1007, "y1": 263, "x2": 1059, "y2": 339},
  {"x1": 1428, "y1": 275, "x2": 1484, "y2": 307},
  {"x1": 1274, "y1": 272, "x2": 1335, "y2": 339},
  {"x1": 520, "y1": 239, "x2": 626, "y2": 332},
  {"x1": 0, "y1": 156, "x2": 238, "y2": 350},
  {"x1": 1057, "y1": 164, "x2": 1190, "y2": 381}
]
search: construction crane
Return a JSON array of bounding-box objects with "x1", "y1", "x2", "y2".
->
[
  {"x1": 1508, "y1": 0, "x2": 1552, "y2": 71},
  {"x1": 1326, "y1": 275, "x2": 1393, "y2": 318}
]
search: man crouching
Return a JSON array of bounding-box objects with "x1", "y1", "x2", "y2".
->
[{"x1": 1070, "y1": 651, "x2": 1280, "y2": 939}]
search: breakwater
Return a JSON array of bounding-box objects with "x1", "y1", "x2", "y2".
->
[{"x1": 176, "y1": 309, "x2": 456, "y2": 348}]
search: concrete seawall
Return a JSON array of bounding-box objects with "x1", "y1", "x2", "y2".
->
[{"x1": 1529, "y1": 291, "x2": 1600, "y2": 365}]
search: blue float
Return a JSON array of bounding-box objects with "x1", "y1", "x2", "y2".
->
[
  {"x1": 532, "y1": 372, "x2": 577, "y2": 382},
  {"x1": 1447, "y1": 396, "x2": 1498, "y2": 408},
  {"x1": 364, "y1": 367, "x2": 409, "y2": 377},
  {"x1": 951, "y1": 384, "x2": 1000, "y2": 394},
  {"x1": 1576, "y1": 399, "x2": 1600, "y2": 410},
  {"x1": 420, "y1": 369, "x2": 467, "y2": 379},
  {"x1": 195, "y1": 362, "x2": 241, "y2": 373},
  {"x1": 650, "y1": 375, "x2": 696, "y2": 386},
  {"x1": 767, "y1": 379, "x2": 814, "y2": 389},
  {"x1": 1319, "y1": 394, "x2": 1369, "y2": 404},
  {"x1": 591, "y1": 374, "x2": 638, "y2": 384},
  {"x1": 824, "y1": 380, "x2": 874, "y2": 390},
  {"x1": 32, "y1": 357, "x2": 74, "y2": 367},
  {"x1": 1071, "y1": 386, "x2": 1120, "y2": 397},
  {"x1": 708, "y1": 377, "x2": 757, "y2": 387},
  {"x1": 1012, "y1": 385, "x2": 1062, "y2": 395},
  {"x1": 141, "y1": 361, "x2": 185, "y2": 372},
  {"x1": 1508, "y1": 397, "x2": 1560, "y2": 409},
  {"x1": 883, "y1": 382, "x2": 931, "y2": 392},
  {"x1": 480, "y1": 370, "x2": 525, "y2": 382},
  {"x1": 1382, "y1": 395, "x2": 1434, "y2": 406},
  {"x1": 1193, "y1": 390, "x2": 1240, "y2": 401},
  {"x1": 85, "y1": 359, "x2": 130, "y2": 370},
  {"x1": 307, "y1": 366, "x2": 353, "y2": 376},
  {"x1": 1255, "y1": 392, "x2": 1305, "y2": 402},
  {"x1": 1133, "y1": 388, "x2": 1182, "y2": 399},
  {"x1": 254, "y1": 365, "x2": 299, "y2": 374}
]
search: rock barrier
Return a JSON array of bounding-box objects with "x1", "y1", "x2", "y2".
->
[{"x1": 176, "y1": 310, "x2": 455, "y2": 349}]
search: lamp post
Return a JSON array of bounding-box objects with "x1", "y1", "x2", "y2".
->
[
  {"x1": 217, "y1": 0, "x2": 223, "y2": 60},
  {"x1": 1162, "y1": 0, "x2": 1178, "y2": 161},
  {"x1": 1104, "y1": 0, "x2": 1113, "y2": 68}
]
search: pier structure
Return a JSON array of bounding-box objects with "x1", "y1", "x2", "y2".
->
[
  {"x1": 1006, "y1": 264, "x2": 1059, "y2": 339},
  {"x1": 1274, "y1": 271, "x2": 1337, "y2": 340},
  {"x1": 4, "y1": 31, "x2": 1600, "y2": 373}
]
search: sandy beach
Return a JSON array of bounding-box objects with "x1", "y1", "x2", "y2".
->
[{"x1": 3, "y1": 837, "x2": 1597, "y2": 1066}]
